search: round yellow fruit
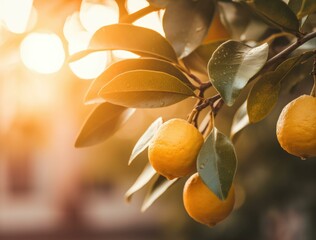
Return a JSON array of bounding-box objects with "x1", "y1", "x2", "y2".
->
[
  {"x1": 183, "y1": 173, "x2": 235, "y2": 227},
  {"x1": 276, "y1": 95, "x2": 316, "y2": 158},
  {"x1": 148, "y1": 118, "x2": 204, "y2": 180}
]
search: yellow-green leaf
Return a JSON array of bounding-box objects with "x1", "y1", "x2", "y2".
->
[
  {"x1": 129, "y1": 117, "x2": 163, "y2": 165},
  {"x1": 89, "y1": 24, "x2": 178, "y2": 62},
  {"x1": 99, "y1": 70, "x2": 196, "y2": 108},
  {"x1": 125, "y1": 163, "x2": 157, "y2": 202},
  {"x1": 75, "y1": 103, "x2": 135, "y2": 147},
  {"x1": 208, "y1": 40, "x2": 268, "y2": 106},
  {"x1": 247, "y1": 51, "x2": 314, "y2": 123},
  {"x1": 288, "y1": 0, "x2": 316, "y2": 19},
  {"x1": 230, "y1": 101, "x2": 250, "y2": 142},
  {"x1": 85, "y1": 58, "x2": 194, "y2": 104},
  {"x1": 141, "y1": 175, "x2": 178, "y2": 212},
  {"x1": 197, "y1": 127, "x2": 237, "y2": 200}
]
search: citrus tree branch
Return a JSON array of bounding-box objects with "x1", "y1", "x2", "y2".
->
[
  {"x1": 120, "y1": 5, "x2": 160, "y2": 23},
  {"x1": 265, "y1": 31, "x2": 316, "y2": 70}
]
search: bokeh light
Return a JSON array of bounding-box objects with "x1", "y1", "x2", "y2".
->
[
  {"x1": 80, "y1": 0, "x2": 119, "y2": 34},
  {"x1": 0, "y1": 0, "x2": 34, "y2": 33},
  {"x1": 20, "y1": 32, "x2": 65, "y2": 74}
]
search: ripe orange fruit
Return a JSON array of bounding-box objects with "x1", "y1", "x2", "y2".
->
[
  {"x1": 276, "y1": 95, "x2": 316, "y2": 158},
  {"x1": 183, "y1": 173, "x2": 235, "y2": 227},
  {"x1": 148, "y1": 118, "x2": 204, "y2": 180}
]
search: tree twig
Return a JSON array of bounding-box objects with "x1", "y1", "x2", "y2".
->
[{"x1": 120, "y1": 5, "x2": 159, "y2": 23}]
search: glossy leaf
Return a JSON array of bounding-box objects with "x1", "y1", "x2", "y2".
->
[
  {"x1": 243, "y1": 0, "x2": 300, "y2": 33},
  {"x1": 129, "y1": 117, "x2": 163, "y2": 165},
  {"x1": 183, "y1": 40, "x2": 225, "y2": 75},
  {"x1": 141, "y1": 175, "x2": 178, "y2": 212},
  {"x1": 208, "y1": 40, "x2": 269, "y2": 106},
  {"x1": 247, "y1": 51, "x2": 314, "y2": 123},
  {"x1": 197, "y1": 127, "x2": 237, "y2": 200},
  {"x1": 230, "y1": 101, "x2": 250, "y2": 141},
  {"x1": 75, "y1": 103, "x2": 135, "y2": 147},
  {"x1": 99, "y1": 70, "x2": 196, "y2": 108},
  {"x1": 89, "y1": 24, "x2": 178, "y2": 62},
  {"x1": 125, "y1": 163, "x2": 157, "y2": 202},
  {"x1": 163, "y1": 0, "x2": 215, "y2": 58},
  {"x1": 288, "y1": 0, "x2": 316, "y2": 19},
  {"x1": 85, "y1": 58, "x2": 194, "y2": 104}
]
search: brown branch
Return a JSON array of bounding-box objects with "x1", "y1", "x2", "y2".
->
[{"x1": 120, "y1": 5, "x2": 159, "y2": 23}]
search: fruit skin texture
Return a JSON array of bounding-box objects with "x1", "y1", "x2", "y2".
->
[
  {"x1": 183, "y1": 173, "x2": 235, "y2": 227},
  {"x1": 148, "y1": 118, "x2": 204, "y2": 180},
  {"x1": 276, "y1": 95, "x2": 316, "y2": 158}
]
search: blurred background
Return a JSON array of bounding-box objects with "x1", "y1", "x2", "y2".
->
[{"x1": 0, "y1": 0, "x2": 315, "y2": 239}]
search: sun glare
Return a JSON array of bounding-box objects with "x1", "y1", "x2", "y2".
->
[
  {"x1": 64, "y1": 11, "x2": 109, "y2": 80},
  {"x1": 0, "y1": 0, "x2": 34, "y2": 33},
  {"x1": 20, "y1": 32, "x2": 65, "y2": 74},
  {"x1": 80, "y1": 0, "x2": 119, "y2": 34},
  {"x1": 126, "y1": 0, "x2": 149, "y2": 13}
]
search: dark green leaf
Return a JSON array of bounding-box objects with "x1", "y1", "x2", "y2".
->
[
  {"x1": 247, "y1": 51, "x2": 314, "y2": 123},
  {"x1": 129, "y1": 117, "x2": 163, "y2": 165},
  {"x1": 230, "y1": 101, "x2": 250, "y2": 141},
  {"x1": 125, "y1": 163, "x2": 157, "y2": 202},
  {"x1": 289, "y1": 0, "x2": 316, "y2": 19},
  {"x1": 183, "y1": 40, "x2": 225, "y2": 75},
  {"x1": 85, "y1": 58, "x2": 194, "y2": 104},
  {"x1": 89, "y1": 24, "x2": 178, "y2": 62},
  {"x1": 99, "y1": 70, "x2": 196, "y2": 108},
  {"x1": 208, "y1": 40, "x2": 269, "y2": 106},
  {"x1": 141, "y1": 175, "x2": 178, "y2": 212},
  {"x1": 163, "y1": 0, "x2": 215, "y2": 58},
  {"x1": 197, "y1": 127, "x2": 237, "y2": 200},
  {"x1": 75, "y1": 103, "x2": 135, "y2": 147},
  {"x1": 243, "y1": 0, "x2": 300, "y2": 33}
]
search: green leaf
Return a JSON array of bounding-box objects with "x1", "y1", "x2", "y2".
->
[
  {"x1": 141, "y1": 175, "x2": 178, "y2": 212},
  {"x1": 197, "y1": 127, "x2": 237, "y2": 200},
  {"x1": 247, "y1": 51, "x2": 314, "y2": 123},
  {"x1": 89, "y1": 24, "x2": 178, "y2": 63},
  {"x1": 75, "y1": 103, "x2": 135, "y2": 147},
  {"x1": 85, "y1": 58, "x2": 194, "y2": 104},
  {"x1": 125, "y1": 163, "x2": 157, "y2": 202},
  {"x1": 163, "y1": 0, "x2": 215, "y2": 58},
  {"x1": 208, "y1": 40, "x2": 269, "y2": 106},
  {"x1": 242, "y1": 0, "x2": 300, "y2": 33},
  {"x1": 129, "y1": 117, "x2": 163, "y2": 165},
  {"x1": 288, "y1": 0, "x2": 316, "y2": 19},
  {"x1": 183, "y1": 40, "x2": 225, "y2": 75},
  {"x1": 99, "y1": 70, "x2": 196, "y2": 108},
  {"x1": 230, "y1": 101, "x2": 250, "y2": 141}
]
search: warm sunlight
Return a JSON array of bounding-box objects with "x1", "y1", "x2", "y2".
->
[
  {"x1": 80, "y1": 0, "x2": 119, "y2": 34},
  {"x1": 64, "y1": 12, "x2": 109, "y2": 79},
  {"x1": 69, "y1": 51, "x2": 109, "y2": 80},
  {"x1": 20, "y1": 32, "x2": 65, "y2": 74},
  {"x1": 126, "y1": 0, "x2": 149, "y2": 13},
  {"x1": 134, "y1": 11, "x2": 165, "y2": 36},
  {"x1": 0, "y1": 0, "x2": 34, "y2": 33}
]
